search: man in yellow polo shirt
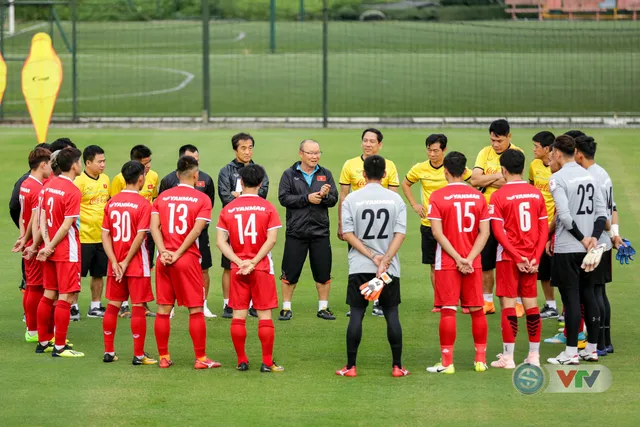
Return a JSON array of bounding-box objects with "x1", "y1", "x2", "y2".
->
[
  {"x1": 110, "y1": 144, "x2": 158, "y2": 318},
  {"x1": 74, "y1": 145, "x2": 110, "y2": 319},
  {"x1": 469, "y1": 119, "x2": 523, "y2": 316},
  {"x1": 338, "y1": 128, "x2": 399, "y2": 317},
  {"x1": 529, "y1": 131, "x2": 558, "y2": 319},
  {"x1": 401, "y1": 134, "x2": 472, "y2": 313}
]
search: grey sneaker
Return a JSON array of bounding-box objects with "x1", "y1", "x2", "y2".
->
[
  {"x1": 372, "y1": 303, "x2": 384, "y2": 317},
  {"x1": 222, "y1": 305, "x2": 233, "y2": 319},
  {"x1": 278, "y1": 309, "x2": 292, "y2": 321},
  {"x1": 87, "y1": 306, "x2": 105, "y2": 318},
  {"x1": 540, "y1": 304, "x2": 559, "y2": 319},
  {"x1": 70, "y1": 306, "x2": 81, "y2": 321},
  {"x1": 317, "y1": 308, "x2": 336, "y2": 320}
]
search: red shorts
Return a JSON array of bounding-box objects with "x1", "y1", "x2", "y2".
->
[
  {"x1": 106, "y1": 276, "x2": 154, "y2": 304},
  {"x1": 230, "y1": 269, "x2": 278, "y2": 311},
  {"x1": 155, "y1": 253, "x2": 204, "y2": 308},
  {"x1": 434, "y1": 269, "x2": 483, "y2": 308},
  {"x1": 43, "y1": 260, "x2": 81, "y2": 294},
  {"x1": 496, "y1": 261, "x2": 537, "y2": 298},
  {"x1": 24, "y1": 257, "x2": 43, "y2": 287}
]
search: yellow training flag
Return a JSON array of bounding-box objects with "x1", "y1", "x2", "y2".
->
[
  {"x1": 0, "y1": 52, "x2": 6, "y2": 105},
  {"x1": 22, "y1": 33, "x2": 63, "y2": 143}
]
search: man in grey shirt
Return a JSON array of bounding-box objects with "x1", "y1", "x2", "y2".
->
[
  {"x1": 336, "y1": 155, "x2": 409, "y2": 378},
  {"x1": 547, "y1": 135, "x2": 607, "y2": 366}
]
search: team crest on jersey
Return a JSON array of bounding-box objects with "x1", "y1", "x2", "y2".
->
[
  {"x1": 103, "y1": 184, "x2": 108, "y2": 189},
  {"x1": 147, "y1": 184, "x2": 154, "y2": 189},
  {"x1": 317, "y1": 176, "x2": 326, "y2": 182},
  {"x1": 549, "y1": 179, "x2": 557, "y2": 192}
]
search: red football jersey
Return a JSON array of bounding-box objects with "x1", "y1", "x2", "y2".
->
[
  {"x1": 152, "y1": 184, "x2": 212, "y2": 258},
  {"x1": 216, "y1": 194, "x2": 282, "y2": 272},
  {"x1": 489, "y1": 181, "x2": 548, "y2": 261},
  {"x1": 102, "y1": 190, "x2": 152, "y2": 277},
  {"x1": 427, "y1": 183, "x2": 490, "y2": 270},
  {"x1": 42, "y1": 175, "x2": 81, "y2": 262},
  {"x1": 19, "y1": 175, "x2": 44, "y2": 247}
]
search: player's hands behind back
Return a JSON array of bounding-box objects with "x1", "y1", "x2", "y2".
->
[{"x1": 12, "y1": 237, "x2": 26, "y2": 253}]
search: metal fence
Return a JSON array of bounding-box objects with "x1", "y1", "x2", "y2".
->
[{"x1": 1, "y1": 0, "x2": 640, "y2": 125}]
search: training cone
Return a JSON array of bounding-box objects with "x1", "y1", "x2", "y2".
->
[
  {"x1": 22, "y1": 32, "x2": 63, "y2": 143},
  {"x1": 0, "y1": 52, "x2": 6, "y2": 105}
]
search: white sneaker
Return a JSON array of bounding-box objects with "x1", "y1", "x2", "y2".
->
[
  {"x1": 203, "y1": 306, "x2": 217, "y2": 319},
  {"x1": 524, "y1": 352, "x2": 540, "y2": 367},
  {"x1": 490, "y1": 353, "x2": 515, "y2": 369},
  {"x1": 547, "y1": 351, "x2": 579, "y2": 365},
  {"x1": 170, "y1": 307, "x2": 175, "y2": 319},
  {"x1": 578, "y1": 349, "x2": 598, "y2": 362}
]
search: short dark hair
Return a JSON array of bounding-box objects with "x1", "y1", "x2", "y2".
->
[
  {"x1": 533, "y1": 131, "x2": 555, "y2": 148},
  {"x1": 564, "y1": 130, "x2": 585, "y2": 139},
  {"x1": 49, "y1": 137, "x2": 76, "y2": 152},
  {"x1": 179, "y1": 144, "x2": 198, "y2": 157},
  {"x1": 426, "y1": 134, "x2": 447, "y2": 150},
  {"x1": 575, "y1": 136, "x2": 597, "y2": 160},
  {"x1": 83, "y1": 145, "x2": 104, "y2": 165},
  {"x1": 443, "y1": 151, "x2": 467, "y2": 177},
  {"x1": 121, "y1": 161, "x2": 145, "y2": 185},
  {"x1": 363, "y1": 155, "x2": 386, "y2": 181},
  {"x1": 362, "y1": 128, "x2": 383, "y2": 143},
  {"x1": 499, "y1": 149, "x2": 525, "y2": 175},
  {"x1": 177, "y1": 155, "x2": 199, "y2": 176},
  {"x1": 552, "y1": 135, "x2": 576, "y2": 157},
  {"x1": 130, "y1": 145, "x2": 152, "y2": 161},
  {"x1": 56, "y1": 147, "x2": 82, "y2": 172},
  {"x1": 28, "y1": 148, "x2": 51, "y2": 170},
  {"x1": 232, "y1": 133, "x2": 255, "y2": 151},
  {"x1": 240, "y1": 164, "x2": 265, "y2": 188},
  {"x1": 35, "y1": 143, "x2": 51, "y2": 150},
  {"x1": 489, "y1": 119, "x2": 510, "y2": 137}
]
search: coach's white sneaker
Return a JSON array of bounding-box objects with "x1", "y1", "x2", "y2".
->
[
  {"x1": 578, "y1": 349, "x2": 598, "y2": 362},
  {"x1": 524, "y1": 352, "x2": 540, "y2": 367},
  {"x1": 547, "y1": 351, "x2": 579, "y2": 365},
  {"x1": 203, "y1": 306, "x2": 217, "y2": 319},
  {"x1": 490, "y1": 354, "x2": 515, "y2": 369}
]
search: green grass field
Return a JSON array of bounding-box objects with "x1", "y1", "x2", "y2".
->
[
  {"x1": 2, "y1": 20, "x2": 640, "y2": 117},
  {"x1": 1, "y1": 127, "x2": 639, "y2": 426}
]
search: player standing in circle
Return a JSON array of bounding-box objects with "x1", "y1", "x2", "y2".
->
[
  {"x1": 151, "y1": 156, "x2": 220, "y2": 369},
  {"x1": 36, "y1": 147, "x2": 85, "y2": 358},
  {"x1": 338, "y1": 128, "x2": 400, "y2": 318},
  {"x1": 489, "y1": 149, "x2": 548, "y2": 368},
  {"x1": 101, "y1": 161, "x2": 157, "y2": 365},
  {"x1": 427, "y1": 152, "x2": 490, "y2": 374},
  {"x1": 336, "y1": 155, "x2": 409, "y2": 378},
  {"x1": 217, "y1": 164, "x2": 284, "y2": 373}
]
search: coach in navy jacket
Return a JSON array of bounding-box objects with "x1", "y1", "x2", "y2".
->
[{"x1": 277, "y1": 140, "x2": 338, "y2": 321}]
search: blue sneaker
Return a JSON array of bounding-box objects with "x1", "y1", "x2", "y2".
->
[
  {"x1": 544, "y1": 332, "x2": 566, "y2": 344},
  {"x1": 597, "y1": 349, "x2": 608, "y2": 357},
  {"x1": 606, "y1": 344, "x2": 614, "y2": 354},
  {"x1": 578, "y1": 332, "x2": 586, "y2": 341}
]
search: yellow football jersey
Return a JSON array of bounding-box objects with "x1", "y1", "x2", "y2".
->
[
  {"x1": 405, "y1": 161, "x2": 472, "y2": 227},
  {"x1": 339, "y1": 155, "x2": 399, "y2": 192},
  {"x1": 110, "y1": 169, "x2": 159, "y2": 203},
  {"x1": 74, "y1": 172, "x2": 110, "y2": 243},
  {"x1": 529, "y1": 159, "x2": 554, "y2": 224},
  {"x1": 474, "y1": 143, "x2": 523, "y2": 202}
]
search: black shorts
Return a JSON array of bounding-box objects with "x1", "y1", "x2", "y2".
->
[
  {"x1": 551, "y1": 252, "x2": 601, "y2": 289},
  {"x1": 599, "y1": 249, "x2": 613, "y2": 284},
  {"x1": 537, "y1": 251, "x2": 552, "y2": 281},
  {"x1": 480, "y1": 230, "x2": 498, "y2": 271},
  {"x1": 346, "y1": 273, "x2": 401, "y2": 309},
  {"x1": 421, "y1": 225, "x2": 437, "y2": 265},
  {"x1": 147, "y1": 233, "x2": 155, "y2": 269},
  {"x1": 81, "y1": 243, "x2": 108, "y2": 277},
  {"x1": 280, "y1": 235, "x2": 332, "y2": 285},
  {"x1": 198, "y1": 230, "x2": 213, "y2": 270}
]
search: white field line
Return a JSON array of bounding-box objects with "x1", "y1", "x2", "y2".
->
[{"x1": 3, "y1": 22, "x2": 48, "y2": 38}]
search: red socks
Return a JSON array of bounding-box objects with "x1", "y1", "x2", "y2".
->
[
  {"x1": 526, "y1": 307, "x2": 541, "y2": 343},
  {"x1": 37, "y1": 296, "x2": 54, "y2": 343},
  {"x1": 501, "y1": 307, "x2": 518, "y2": 344},
  {"x1": 131, "y1": 306, "x2": 147, "y2": 357},
  {"x1": 471, "y1": 309, "x2": 488, "y2": 363},
  {"x1": 258, "y1": 319, "x2": 275, "y2": 367},
  {"x1": 102, "y1": 304, "x2": 119, "y2": 353},
  {"x1": 25, "y1": 286, "x2": 43, "y2": 332},
  {"x1": 189, "y1": 312, "x2": 207, "y2": 359},
  {"x1": 439, "y1": 308, "x2": 456, "y2": 367},
  {"x1": 54, "y1": 300, "x2": 71, "y2": 348},
  {"x1": 155, "y1": 313, "x2": 171, "y2": 357},
  {"x1": 230, "y1": 318, "x2": 248, "y2": 364}
]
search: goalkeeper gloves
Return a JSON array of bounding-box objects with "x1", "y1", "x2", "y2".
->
[
  {"x1": 616, "y1": 238, "x2": 636, "y2": 265},
  {"x1": 582, "y1": 243, "x2": 607, "y2": 272},
  {"x1": 359, "y1": 272, "x2": 392, "y2": 301}
]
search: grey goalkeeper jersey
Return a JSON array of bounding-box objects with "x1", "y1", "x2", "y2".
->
[
  {"x1": 342, "y1": 183, "x2": 407, "y2": 276},
  {"x1": 550, "y1": 161, "x2": 607, "y2": 254},
  {"x1": 587, "y1": 163, "x2": 616, "y2": 251}
]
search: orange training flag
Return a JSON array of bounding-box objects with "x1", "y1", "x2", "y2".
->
[
  {"x1": 22, "y1": 33, "x2": 63, "y2": 143},
  {"x1": 0, "y1": 52, "x2": 7, "y2": 105}
]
